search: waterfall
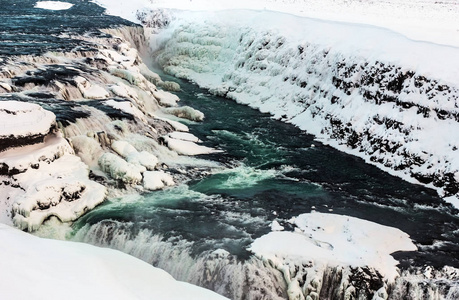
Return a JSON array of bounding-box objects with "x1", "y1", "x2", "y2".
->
[{"x1": 73, "y1": 220, "x2": 288, "y2": 300}]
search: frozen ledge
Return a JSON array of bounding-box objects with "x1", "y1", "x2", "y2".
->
[{"x1": 249, "y1": 212, "x2": 417, "y2": 282}]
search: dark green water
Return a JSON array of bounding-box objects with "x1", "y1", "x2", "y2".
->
[{"x1": 73, "y1": 68, "x2": 459, "y2": 269}]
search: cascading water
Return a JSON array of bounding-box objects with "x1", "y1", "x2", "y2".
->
[
  {"x1": 66, "y1": 73, "x2": 459, "y2": 299},
  {"x1": 1, "y1": 2, "x2": 459, "y2": 299}
]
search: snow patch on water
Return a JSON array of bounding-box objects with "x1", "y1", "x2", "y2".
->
[{"x1": 34, "y1": 1, "x2": 74, "y2": 11}]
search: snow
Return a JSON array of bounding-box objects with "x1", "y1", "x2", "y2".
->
[
  {"x1": 0, "y1": 132, "x2": 107, "y2": 231},
  {"x1": 105, "y1": 99, "x2": 147, "y2": 122},
  {"x1": 34, "y1": 1, "x2": 74, "y2": 11},
  {"x1": 168, "y1": 131, "x2": 201, "y2": 143},
  {"x1": 0, "y1": 100, "x2": 55, "y2": 138},
  {"x1": 155, "y1": 115, "x2": 189, "y2": 132},
  {"x1": 93, "y1": 0, "x2": 459, "y2": 48},
  {"x1": 153, "y1": 89, "x2": 180, "y2": 107},
  {"x1": 99, "y1": 152, "x2": 144, "y2": 184},
  {"x1": 112, "y1": 140, "x2": 159, "y2": 170},
  {"x1": 0, "y1": 223, "x2": 228, "y2": 300},
  {"x1": 162, "y1": 106, "x2": 205, "y2": 122},
  {"x1": 250, "y1": 212, "x2": 417, "y2": 281},
  {"x1": 143, "y1": 170, "x2": 175, "y2": 190},
  {"x1": 163, "y1": 135, "x2": 221, "y2": 156},
  {"x1": 151, "y1": 9, "x2": 459, "y2": 202}
]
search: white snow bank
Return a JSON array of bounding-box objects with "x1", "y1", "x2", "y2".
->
[
  {"x1": 249, "y1": 212, "x2": 417, "y2": 281},
  {"x1": 93, "y1": 0, "x2": 459, "y2": 47},
  {"x1": 0, "y1": 100, "x2": 55, "y2": 138},
  {"x1": 0, "y1": 224, "x2": 228, "y2": 300},
  {"x1": 34, "y1": 1, "x2": 73, "y2": 11},
  {"x1": 143, "y1": 170, "x2": 175, "y2": 190}
]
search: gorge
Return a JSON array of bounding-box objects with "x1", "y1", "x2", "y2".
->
[{"x1": 0, "y1": 0, "x2": 458, "y2": 299}]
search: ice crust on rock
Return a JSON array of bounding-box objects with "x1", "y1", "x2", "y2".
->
[
  {"x1": 0, "y1": 223, "x2": 229, "y2": 300},
  {"x1": 12, "y1": 154, "x2": 107, "y2": 231},
  {"x1": 0, "y1": 112, "x2": 106, "y2": 230},
  {"x1": 162, "y1": 106, "x2": 205, "y2": 121},
  {"x1": 112, "y1": 140, "x2": 159, "y2": 170}
]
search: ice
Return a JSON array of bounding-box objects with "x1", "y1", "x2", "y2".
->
[
  {"x1": 112, "y1": 140, "x2": 159, "y2": 170},
  {"x1": 168, "y1": 131, "x2": 201, "y2": 143},
  {"x1": 8, "y1": 152, "x2": 106, "y2": 231},
  {"x1": 155, "y1": 115, "x2": 189, "y2": 132},
  {"x1": 250, "y1": 212, "x2": 417, "y2": 281},
  {"x1": 99, "y1": 152, "x2": 143, "y2": 184},
  {"x1": 153, "y1": 89, "x2": 180, "y2": 107},
  {"x1": 162, "y1": 106, "x2": 205, "y2": 121},
  {"x1": 163, "y1": 135, "x2": 221, "y2": 156},
  {"x1": 0, "y1": 223, "x2": 229, "y2": 300},
  {"x1": 143, "y1": 170, "x2": 175, "y2": 190},
  {"x1": 34, "y1": 1, "x2": 74, "y2": 11}
]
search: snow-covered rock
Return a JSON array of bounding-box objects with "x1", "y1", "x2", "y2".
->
[
  {"x1": 163, "y1": 135, "x2": 220, "y2": 156},
  {"x1": 250, "y1": 212, "x2": 417, "y2": 299},
  {"x1": 99, "y1": 152, "x2": 144, "y2": 184},
  {"x1": 162, "y1": 106, "x2": 204, "y2": 121},
  {"x1": 143, "y1": 170, "x2": 175, "y2": 190},
  {"x1": 0, "y1": 100, "x2": 56, "y2": 151}
]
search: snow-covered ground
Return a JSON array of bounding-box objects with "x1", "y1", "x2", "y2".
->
[
  {"x1": 93, "y1": 0, "x2": 459, "y2": 47},
  {"x1": 0, "y1": 223, "x2": 228, "y2": 300}
]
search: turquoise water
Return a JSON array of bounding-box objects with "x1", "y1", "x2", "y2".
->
[{"x1": 73, "y1": 70, "x2": 459, "y2": 271}]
